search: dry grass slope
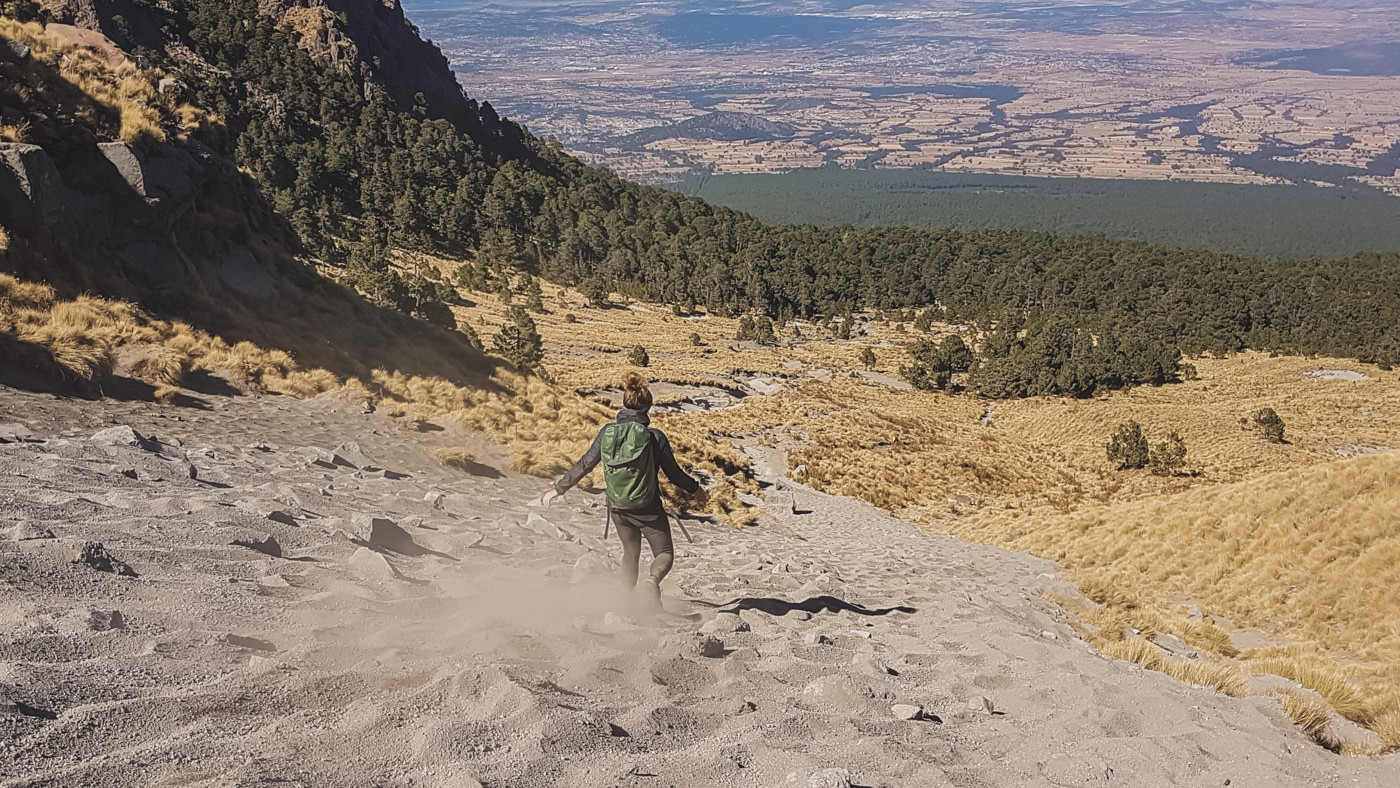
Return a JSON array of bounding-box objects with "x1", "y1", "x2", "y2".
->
[{"x1": 0, "y1": 19, "x2": 216, "y2": 145}]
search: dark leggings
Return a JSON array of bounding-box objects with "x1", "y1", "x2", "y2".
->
[{"x1": 613, "y1": 507, "x2": 674, "y2": 588}]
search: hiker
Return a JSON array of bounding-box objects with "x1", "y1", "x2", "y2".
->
[{"x1": 539, "y1": 373, "x2": 707, "y2": 607}]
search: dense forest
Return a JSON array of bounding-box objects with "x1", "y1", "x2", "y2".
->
[
  {"x1": 670, "y1": 168, "x2": 1400, "y2": 260},
  {"x1": 40, "y1": 1, "x2": 1400, "y2": 383}
]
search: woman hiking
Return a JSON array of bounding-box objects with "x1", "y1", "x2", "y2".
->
[{"x1": 539, "y1": 373, "x2": 707, "y2": 609}]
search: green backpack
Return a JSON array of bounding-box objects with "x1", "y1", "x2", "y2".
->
[{"x1": 600, "y1": 422, "x2": 657, "y2": 510}]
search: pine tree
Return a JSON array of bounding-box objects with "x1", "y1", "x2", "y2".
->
[
  {"x1": 628, "y1": 344, "x2": 649, "y2": 367},
  {"x1": 1252, "y1": 407, "x2": 1286, "y2": 443},
  {"x1": 1149, "y1": 431, "x2": 1187, "y2": 476},
  {"x1": 492, "y1": 306, "x2": 543, "y2": 373},
  {"x1": 1106, "y1": 421, "x2": 1150, "y2": 469},
  {"x1": 859, "y1": 347, "x2": 877, "y2": 369}
]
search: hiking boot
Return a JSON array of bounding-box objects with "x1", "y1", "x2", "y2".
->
[{"x1": 638, "y1": 576, "x2": 663, "y2": 612}]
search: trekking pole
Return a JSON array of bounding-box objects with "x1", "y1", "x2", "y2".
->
[
  {"x1": 603, "y1": 505, "x2": 612, "y2": 541},
  {"x1": 672, "y1": 513, "x2": 694, "y2": 544}
]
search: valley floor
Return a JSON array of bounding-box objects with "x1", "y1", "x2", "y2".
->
[{"x1": 2, "y1": 383, "x2": 1398, "y2": 787}]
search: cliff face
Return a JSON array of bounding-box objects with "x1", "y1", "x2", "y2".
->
[
  {"x1": 266, "y1": 0, "x2": 471, "y2": 128},
  {"x1": 0, "y1": 18, "x2": 300, "y2": 310},
  {"x1": 40, "y1": 0, "x2": 472, "y2": 128}
]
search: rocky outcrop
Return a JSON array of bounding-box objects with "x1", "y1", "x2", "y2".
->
[
  {"x1": 97, "y1": 140, "x2": 218, "y2": 208},
  {"x1": 261, "y1": 0, "x2": 470, "y2": 127},
  {"x1": 0, "y1": 143, "x2": 66, "y2": 230}
]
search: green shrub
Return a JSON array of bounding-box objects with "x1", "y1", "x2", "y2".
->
[{"x1": 1107, "y1": 421, "x2": 1150, "y2": 469}]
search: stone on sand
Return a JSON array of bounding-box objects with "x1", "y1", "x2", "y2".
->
[
  {"x1": 892, "y1": 703, "x2": 924, "y2": 720},
  {"x1": 696, "y1": 635, "x2": 726, "y2": 658},
  {"x1": 701, "y1": 612, "x2": 750, "y2": 635},
  {"x1": 807, "y1": 767, "x2": 852, "y2": 788},
  {"x1": 87, "y1": 609, "x2": 126, "y2": 631},
  {"x1": 7, "y1": 522, "x2": 54, "y2": 541},
  {"x1": 0, "y1": 422, "x2": 38, "y2": 443},
  {"x1": 72, "y1": 542, "x2": 138, "y2": 577},
  {"x1": 352, "y1": 515, "x2": 418, "y2": 553},
  {"x1": 219, "y1": 634, "x2": 277, "y2": 652},
  {"x1": 331, "y1": 442, "x2": 369, "y2": 469},
  {"x1": 264, "y1": 510, "x2": 297, "y2": 527},
  {"x1": 348, "y1": 547, "x2": 397, "y2": 580},
  {"x1": 424, "y1": 491, "x2": 445, "y2": 509},
  {"x1": 804, "y1": 632, "x2": 834, "y2": 646},
  {"x1": 723, "y1": 698, "x2": 757, "y2": 716},
  {"x1": 968, "y1": 695, "x2": 996, "y2": 714},
  {"x1": 230, "y1": 531, "x2": 282, "y2": 557},
  {"x1": 90, "y1": 425, "x2": 154, "y2": 449}
]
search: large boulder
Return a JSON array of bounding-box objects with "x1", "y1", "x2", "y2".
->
[
  {"x1": 97, "y1": 141, "x2": 216, "y2": 208},
  {"x1": 0, "y1": 36, "x2": 31, "y2": 64},
  {"x1": 0, "y1": 143, "x2": 66, "y2": 229}
]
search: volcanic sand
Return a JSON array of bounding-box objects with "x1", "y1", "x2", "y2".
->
[{"x1": 1, "y1": 383, "x2": 1398, "y2": 787}]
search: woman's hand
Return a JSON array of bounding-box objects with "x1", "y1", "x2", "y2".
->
[
  {"x1": 689, "y1": 486, "x2": 710, "y2": 507},
  {"x1": 538, "y1": 488, "x2": 560, "y2": 507}
]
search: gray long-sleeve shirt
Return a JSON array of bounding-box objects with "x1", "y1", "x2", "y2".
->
[{"x1": 554, "y1": 408, "x2": 700, "y2": 501}]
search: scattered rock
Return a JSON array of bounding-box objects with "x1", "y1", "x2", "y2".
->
[
  {"x1": 118, "y1": 468, "x2": 139, "y2": 480},
  {"x1": 804, "y1": 632, "x2": 834, "y2": 646},
  {"x1": 0, "y1": 37, "x2": 32, "y2": 64},
  {"x1": 230, "y1": 532, "x2": 282, "y2": 558},
  {"x1": 724, "y1": 698, "x2": 757, "y2": 716},
  {"x1": 302, "y1": 448, "x2": 338, "y2": 469},
  {"x1": 0, "y1": 143, "x2": 64, "y2": 228},
  {"x1": 1188, "y1": 607, "x2": 1204, "y2": 619},
  {"x1": 892, "y1": 703, "x2": 924, "y2": 721},
  {"x1": 72, "y1": 542, "x2": 137, "y2": 577},
  {"x1": 264, "y1": 510, "x2": 298, "y2": 527},
  {"x1": 0, "y1": 422, "x2": 38, "y2": 443},
  {"x1": 1151, "y1": 632, "x2": 1199, "y2": 659},
  {"x1": 807, "y1": 767, "x2": 852, "y2": 788},
  {"x1": 348, "y1": 547, "x2": 397, "y2": 580},
  {"x1": 7, "y1": 522, "x2": 55, "y2": 541},
  {"x1": 696, "y1": 635, "x2": 726, "y2": 658},
  {"x1": 90, "y1": 425, "x2": 155, "y2": 450},
  {"x1": 701, "y1": 612, "x2": 750, "y2": 635},
  {"x1": 1040, "y1": 630, "x2": 1059, "y2": 640},
  {"x1": 331, "y1": 442, "x2": 369, "y2": 468},
  {"x1": 87, "y1": 609, "x2": 126, "y2": 631},
  {"x1": 424, "y1": 491, "x2": 445, "y2": 509},
  {"x1": 968, "y1": 696, "x2": 996, "y2": 715},
  {"x1": 351, "y1": 515, "x2": 419, "y2": 553},
  {"x1": 219, "y1": 634, "x2": 277, "y2": 652}
]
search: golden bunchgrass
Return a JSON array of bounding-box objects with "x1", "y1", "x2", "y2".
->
[
  {"x1": 433, "y1": 447, "x2": 477, "y2": 471},
  {"x1": 0, "y1": 19, "x2": 216, "y2": 146},
  {"x1": 1271, "y1": 690, "x2": 1340, "y2": 751}
]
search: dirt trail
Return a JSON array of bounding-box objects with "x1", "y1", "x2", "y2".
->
[{"x1": 1, "y1": 384, "x2": 1398, "y2": 787}]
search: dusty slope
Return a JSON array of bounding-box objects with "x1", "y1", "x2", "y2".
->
[{"x1": 2, "y1": 382, "x2": 1399, "y2": 787}]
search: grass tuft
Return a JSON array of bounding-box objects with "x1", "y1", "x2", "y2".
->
[
  {"x1": 434, "y1": 447, "x2": 477, "y2": 471},
  {"x1": 1271, "y1": 690, "x2": 1341, "y2": 751}
]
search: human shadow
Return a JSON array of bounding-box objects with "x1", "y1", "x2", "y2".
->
[
  {"x1": 353, "y1": 519, "x2": 459, "y2": 563},
  {"x1": 454, "y1": 460, "x2": 503, "y2": 479},
  {"x1": 698, "y1": 595, "x2": 917, "y2": 618}
]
